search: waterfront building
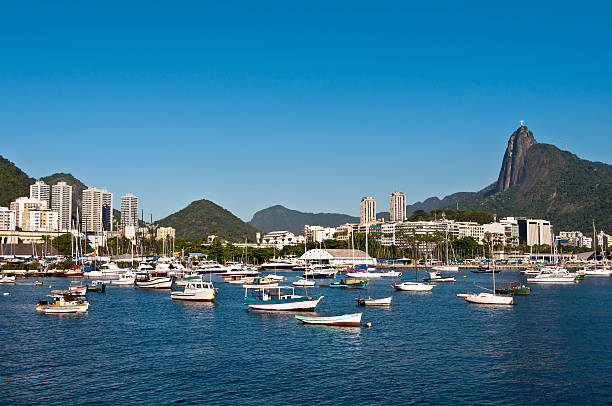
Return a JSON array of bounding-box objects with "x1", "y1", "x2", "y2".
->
[
  {"x1": 389, "y1": 191, "x2": 406, "y2": 222},
  {"x1": 0, "y1": 207, "x2": 16, "y2": 231},
  {"x1": 29, "y1": 180, "x2": 51, "y2": 208},
  {"x1": 303, "y1": 225, "x2": 337, "y2": 243},
  {"x1": 28, "y1": 209, "x2": 59, "y2": 232},
  {"x1": 259, "y1": 230, "x2": 304, "y2": 248},
  {"x1": 300, "y1": 248, "x2": 376, "y2": 267},
  {"x1": 81, "y1": 187, "x2": 113, "y2": 233},
  {"x1": 52, "y1": 181, "x2": 72, "y2": 231},
  {"x1": 360, "y1": 196, "x2": 376, "y2": 225},
  {"x1": 156, "y1": 227, "x2": 176, "y2": 241},
  {"x1": 9, "y1": 197, "x2": 48, "y2": 230},
  {"x1": 518, "y1": 218, "x2": 553, "y2": 246}
]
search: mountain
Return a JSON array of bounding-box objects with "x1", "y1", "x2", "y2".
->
[
  {"x1": 157, "y1": 199, "x2": 259, "y2": 242},
  {"x1": 405, "y1": 125, "x2": 612, "y2": 233},
  {"x1": 249, "y1": 205, "x2": 389, "y2": 234},
  {"x1": 40, "y1": 173, "x2": 87, "y2": 214},
  {"x1": 0, "y1": 155, "x2": 34, "y2": 207}
]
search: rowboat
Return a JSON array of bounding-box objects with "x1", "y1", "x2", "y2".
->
[
  {"x1": 295, "y1": 313, "x2": 362, "y2": 327},
  {"x1": 355, "y1": 296, "x2": 392, "y2": 306},
  {"x1": 393, "y1": 281, "x2": 434, "y2": 292},
  {"x1": 244, "y1": 285, "x2": 323, "y2": 311}
]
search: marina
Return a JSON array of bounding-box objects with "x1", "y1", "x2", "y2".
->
[{"x1": 1, "y1": 269, "x2": 610, "y2": 404}]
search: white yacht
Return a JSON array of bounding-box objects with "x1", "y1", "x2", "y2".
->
[
  {"x1": 527, "y1": 267, "x2": 577, "y2": 283},
  {"x1": 100, "y1": 262, "x2": 124, "y2": 277},
  {"x1": 135, "y1": 271, "x2": 172, "y2": 289},
  {"x1": 111, "y1": 272, "x2": 136, "y2": 285},
  {"x1": 171, "y1": 278, "x2": 216, "y2": 302},
  {"x1": 578, "y1": 266, "x2": 611, "y2": 276}
]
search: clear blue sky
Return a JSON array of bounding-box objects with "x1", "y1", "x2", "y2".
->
[{"x1": 2, "y1": 1, "x2": 611, "y2": 221}]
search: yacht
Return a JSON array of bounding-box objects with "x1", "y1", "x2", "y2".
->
[
  {"x1": 527, "y1": 267, "x2": 577, "y2": 283},
  {"x1": 171, "y1": 277, "x2": 216, "y2": 302},
  {"x1": 111, "y1": 271, "x2": 136, "y2": 285},
  {"x1": 303, "y1": 265, "x2": 337, "y2": 279},
  {"x1": 259, "y1": 259, "x2": 295, "y2": 271},
  {"x1": 135, "y1": 271, "x2": 172, "y2": 289}
]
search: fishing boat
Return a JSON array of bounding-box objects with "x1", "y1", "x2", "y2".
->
[
  {"x1": 0, "y1": 275, "x2": 16, "y2": 283},
  {"x1": 52, "y1": 286, "x2": 87, "y2": 296},
  {"x1": 110, "y1": 272, "x2": 135, "y2": 285},
  {"x1": 171, "y1": 277, "x2": 216, "y2": 302},
  {"x1": 495, "y1": 284, "x2": 531, "y2": 295},
  {"x1": 36, "y1": 293, "x2": 89, "y2": 314},
  {"x1": 243, "y1": 277, "x2": 279, "y2": 288},
  {"x1": 393, "y1": 281, "x2": 434, "y2": 291},
  {"x1": 87, "y1": 280, "x2": 106, "y2": 293},
  {"x1": 244, "y1": 285, "x2": 323, "y2": 311},
  {"x1": 135, "y1": 271, "x2": 172, "y2": 289},
  {"x1": 423, "y1": 271, "x2": 455, "y2": 282},
  {"x1": 355, "y1": 296, "x2": 392, "y2": 306},
  {"x1": 295, "y1": 312, "x2": 362, "y2": 327}
]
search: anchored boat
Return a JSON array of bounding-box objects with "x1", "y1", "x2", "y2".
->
[
  {"x1": 171, "y1": 277, "x2": 216, "y2": 302},
  {"x1": 295, "y1": 312, "x2": 362, "y2": 327},
  {"x1": 244, "y1": 285, "x2": 323, "y2": 311},
  {"x1": 355, "y1": 296, "x2": 392, "y2": 306},
  {"x1": 36, "y1": 293, "x2": 90, "y2": 314}
]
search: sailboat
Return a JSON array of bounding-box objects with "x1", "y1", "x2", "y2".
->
[
  {"x1": 464, "y1": 243, "x2": 514, "y2": 305},
  {"x1": 393, "y1": 265, "x2": 435, "y2": 292},
  {"x1": 578, "y1": 220, "x2": 611, "y2": 276},
  {"x1": 432, "y1": 226, "x2": 459, "y2": 272}
]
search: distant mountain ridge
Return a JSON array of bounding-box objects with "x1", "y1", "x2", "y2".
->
[
  {"x1": 249, "y1": 205, "x2": 389, "y2": 234},
  {"x1": 0, "y1": 156, "x2": 34, "y2": 207}
]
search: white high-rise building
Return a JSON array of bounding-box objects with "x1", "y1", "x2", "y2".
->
[
  {"x1": 390, "y1": 191, "x2": 406, "y2": 222},
  {"x1": 360, "y1": 196, "x2": 376, "y2": 225},
  {"x1": 0, "y1": 207, "x2": 16, "y2": 231},
  {"x1": 9, "y1": 197, "x2": 48, "y2": 230},
  {"x1": 82, "y1": 187, "x2": 113, "y2": 233},
  {"x1": 121, "y1": 193, "x2": 139, "y2": 238},
  {"x1": 28, "y1": 209, "x2": 59, "y2": 232},
  {"x1": 52, "y1": 181, "x2": 73, "y2": 231},
  {"x1": 30, "y1": 180, "x2": 51, "y2": 208}
]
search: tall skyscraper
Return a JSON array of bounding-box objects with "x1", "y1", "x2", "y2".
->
[
  {"x1": 81, "y1": 187, "x2": 113, "y2": 233},
  {"x1": 30, "y1": 180, "x2": 51, "y2": 208},
  {"x1": 360, "y1": 196, "x2": 376, "y2": 225},
  {"x1": 390, "y1": 191, "x2": 406, "y2": 222},
  {"x1": 52, "y1": 181, "x2": 73, "y2": 231},
  {"x1": 120, "y1": 193, "x2": 139, "y2": 229}
]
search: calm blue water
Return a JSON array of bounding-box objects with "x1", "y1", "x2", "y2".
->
[{"x1": 0, "y1": 270, "x2": 610, "y2": 405}]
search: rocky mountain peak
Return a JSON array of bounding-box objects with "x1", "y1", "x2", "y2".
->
[{"x1": 496, "y1": 125, "x2": 537, "y2": 192}]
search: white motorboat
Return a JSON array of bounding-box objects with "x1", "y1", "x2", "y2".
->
[
  {"x1": 380, "y1": 270, "x2": 402, "y2": 277},
  {"x1": 36, "y1": 293, "x2": 90, "y2": 314},
  {"x1": 223, "y1": 275, "x2": 256, "y2": 284},
  {"x1": 171, "y1": 278, "x2": 216, "y2": 302},
  {"x1": 244, "y1": 285, "x2": 323, "y2": 311},
  {"x1": 100, "y1": 262, "x2": 124, "y2": 277},
  {"x1": 111, "y1": 272, "x2": 135, "y2": 285},
  {"x1": 423, "y1": 271, "x2": 455, "y2": 282},
  {"x1": 264, "y1": 273, "x2": 285, "y2": 281},
  {"x1": 135, "y1": 272, "x2": 172, "y2": 289},
  {"x1": 355, "y1": 296, "x2": 392, "y2": 306},
  {"x1": 0, "y1": 275, "x2": 16, "y2": 283},
  {"x1": 527, "y1": 267, "x2": 577, "y2": 283},
  {"x1": 431, "y1": 265, "x2": 459, "y2": 272},
  {"x1": 393, "y1": 281, "x2": 434, "y2": 292},
  {"x1": 520, "y1": 268, "x2": 541, "y2": 276},
  {"x1": 578, "y1": 266, "x2": 611, "y2": 276},
  {"x1": 464, "y1": 292, "x2": 514, "y2": 305},
  {"x1": 259, "y1": 259, "x2": 295, "y2": 271},
  {"x1": 292, "y1": 278, "x2": 315, "y2": 287}
]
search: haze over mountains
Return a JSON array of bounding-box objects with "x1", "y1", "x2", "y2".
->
[{"x1": 1, "y1": 125, "x2": 611, "y2": 240}]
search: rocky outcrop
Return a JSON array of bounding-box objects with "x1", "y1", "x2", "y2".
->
[{"x1": 496, "y1": 125, "x2": 537, "y2": 192}]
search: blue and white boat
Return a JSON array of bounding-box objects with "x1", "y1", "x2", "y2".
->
[{"x1": 244, "y1": 285, "x2": 323, "y2": 311}]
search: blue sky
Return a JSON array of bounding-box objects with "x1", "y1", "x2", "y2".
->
[{"x1": 2, "y1": 1, "x2": 611, "y2": 221}]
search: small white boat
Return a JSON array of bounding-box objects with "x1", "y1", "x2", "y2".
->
[
  {"x1": 346, "y1": 271, "x2": 384, "y2": 278},
  {"x1": 171, "y1": 278, "x2": 216, "y2": 302},
  {"x1": 242, "y1": 277, "x2": 279, "y2": 288},
  {"x1": 244, "y1": 285, "x2": 323, "y2": 311},
  {"x1": 527, "y1": 267, "x2": 576, "y2": 283},
  {"x1": 292, "y1": 278, "x2": 315, "y2": 287},
  {"x1": 578, "y1": 267, "x2": 611, "y2": 276},
  {"x1": 223, "y1": 274, "x2": 256, "y2": 284},
  {"x1": 431, "y1": 265, "x2": 459, "y2": 272},
  {"x1": 36, "y1": 294, "x2": 90, "y2": 314},
  {"x1": 380, "y1": 270, "x2": 402, "y2": 277},
  {"x1": 135, "y1": 272, "x2": 172, "y2": 289},
  {"x1": 355, "y1": 296, "x2": 392, "y2": 306},
  {"x1": 295, "y1": 312, "x2": 361, "y2": 327},
  {"x1": 111, "y1": 272, "x2": 135, "y2": 285},
  {"x1": 423, "y1": 271, "x2": 455, "y2": 282},
  {"x1": 0, "y1": 275, "x2": 16, "y2": 283},
  {"x1": 393, "y1": 281, "x2": 434, "y2": 292},
  {"x1": 456, "y1": 293, "x2": 471, "y2": 298},
  {"x1": 83, "y1": 268, "x2": 104, "y2": 278},
  {"x1": 464, "y1": 292, "x2": 514, "y2": 305},
  {"x1": 264, "y1": 273, "x2": 285, "y2": 281}
]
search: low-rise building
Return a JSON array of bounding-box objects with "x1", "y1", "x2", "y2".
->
[
  {"x1": 156, "y1": 227, "x2": 176, "y2": 241},
  {"x1": 300, "y1": 248, "x2": 376, "y2": 267},
  {"x1": 9, "y1": 197, "x2": 49, "y2": 231},
  {"x1": 0, "y1": 207, "x2": 16, "y2": 231},
  {"x1": 260, "y1": 231, "x2": 305, "y2": 248},
  {"x1": 28, "y1": 209, "x2": 59, "y2": 232},
  {"x1": 303, "y1": 225, "x2": 337, "y2": 243}
]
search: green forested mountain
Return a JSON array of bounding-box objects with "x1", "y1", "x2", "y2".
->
[
  {"x1": 157, "y1": 199, "x2": 259, "y2": 242},
  {"x1": 0, "y1": 155, "x2": 34, "y2": 206},
  {"x1": 249, "y1": 205, "x2": 390, "y2": 234}
]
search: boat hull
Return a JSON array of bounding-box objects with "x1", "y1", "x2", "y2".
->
[
  {"x1": 246, "y1": 296, "x2": 322, "y2": 311},
  {"x1": 464, "y1": 293, "x2": 514, "y2": 305},
  {"x1": 295, "y1": 312, "x2": 362, "y2": 327}
]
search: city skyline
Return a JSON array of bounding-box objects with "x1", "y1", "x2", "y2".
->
[{"x1": 2, "y1": 3, "x2": 612, "y2": 221}]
